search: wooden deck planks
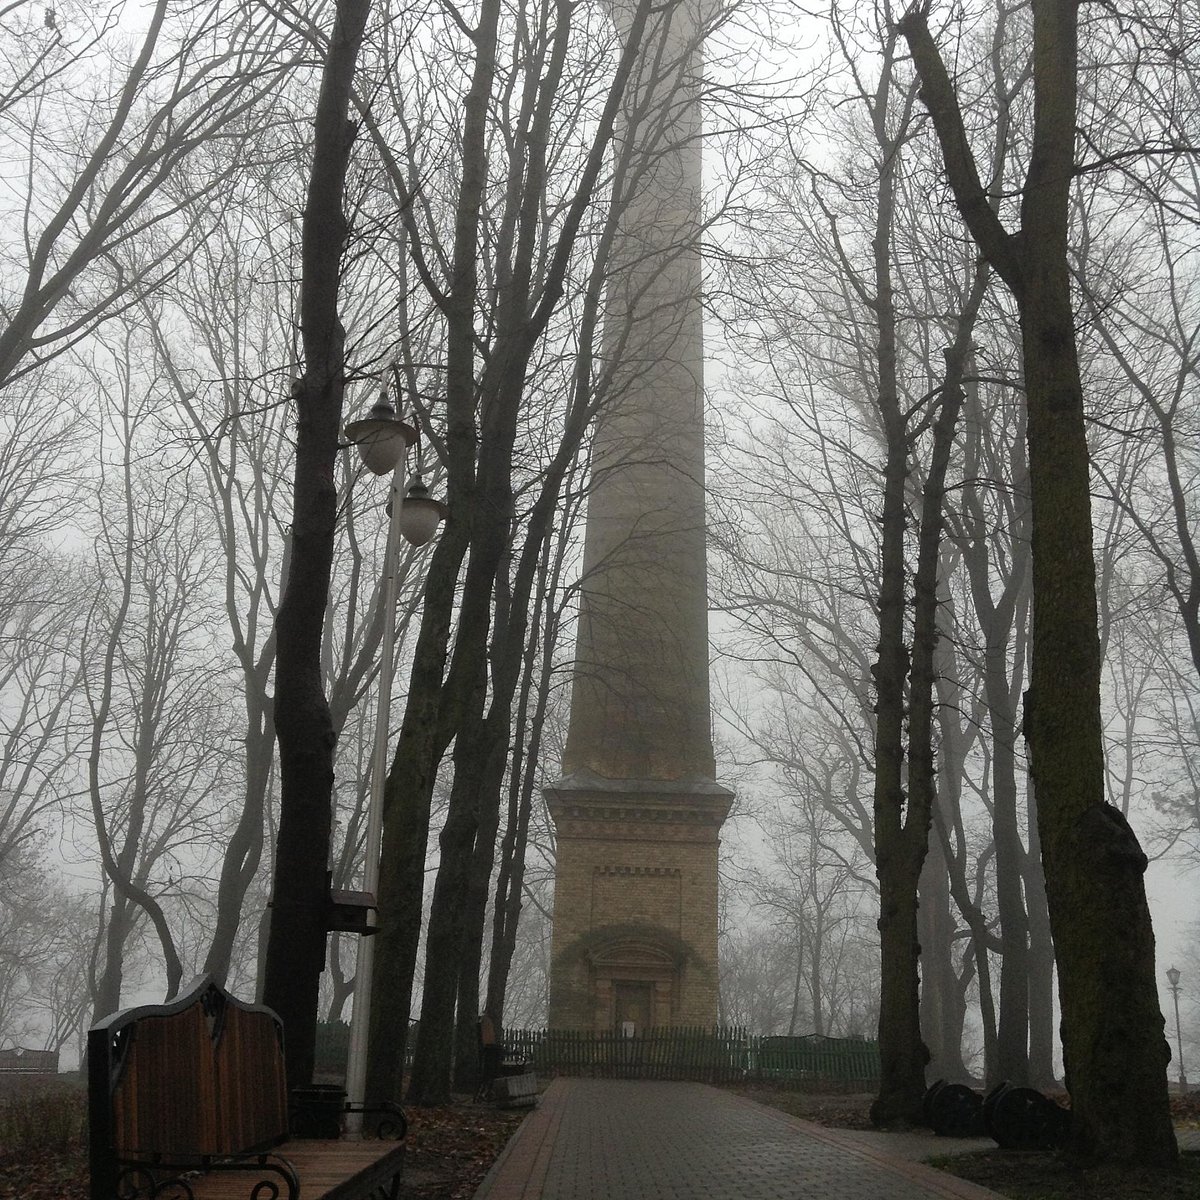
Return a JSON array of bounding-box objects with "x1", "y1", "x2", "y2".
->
[{"x1": 178, "y1": 1141, "x2": 405, "y2": 1200}]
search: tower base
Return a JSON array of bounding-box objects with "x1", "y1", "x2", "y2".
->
[{"x1": 545, "y1": 770, "x2": 732, "y2": 1031}]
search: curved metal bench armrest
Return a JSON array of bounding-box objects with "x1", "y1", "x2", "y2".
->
[
  {"x1": 345, "y1": 1099, "x2": 408, "y2": 1140},
  {"x1": 115, "y1": 1152, "x2": 299, "y2": 1200}
]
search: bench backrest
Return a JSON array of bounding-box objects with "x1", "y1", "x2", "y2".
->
[
  {"x1": 0, "y1": 1047, "x2": 58, "y2": 1074},
  {"x1": 478, "y1": 1013, "x2": 499, "y2": 1050},
  {"x1": 88, "y1": 975, "x2": 288, "y2": 1195}
]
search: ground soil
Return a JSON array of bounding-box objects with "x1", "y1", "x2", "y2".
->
[
  {"x1": 930, "y1": 1148, "x2": 1200, "y2": 1199},
  {"x1": 7, "y1": 1077, "x2": 1200, "y2": 1199},
  {"x1": 0, "y1": 1076, "x2": 525, "y2": 1200},
  {"x1": 731, "y1": 1085, "x2": 878, "y2": 1130},
  {"x1": 402, "y1": 1102, "x2": 528, "y2": 1199},
  {"x1": 742, "y1": 1085, "x2": 1200, "y2": 1200},
  {"x1": 924, "y1": 1092, "x2": 1200, "y2": 1200}
]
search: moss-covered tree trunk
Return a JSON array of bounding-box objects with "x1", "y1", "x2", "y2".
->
[
  {"x1": 900, "y1": 0, "x2": 1176, "y2": 1164},
  {"x1": 1018, "y1": 186, "x2": 1174, "y2": 1163},
  {"x1": 261, "y1": 0, "x2": 371, "y2": 1090}
]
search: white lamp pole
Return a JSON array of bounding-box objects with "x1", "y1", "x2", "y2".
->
[
  {"x1": 340, "y1": 393, "x2": 447, "y2": 1135},
  {"x1": 344, "y1": 467, "x2": 404, "y2": 1135}
]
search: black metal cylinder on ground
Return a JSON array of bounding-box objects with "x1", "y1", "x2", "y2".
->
[
  {"x1": 983, "y1": 1081, "x2": 1070, "y2": 1150},
  {"x1": 923, "y1": 1079, "x2": 985, "y2": 1137}
]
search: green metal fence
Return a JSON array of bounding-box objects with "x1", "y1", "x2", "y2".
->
[
  {"x1": 503, "y1": 1027, "x2": 880, "y2": 1090},
  {"x1": 750, "y1": 1034, "x2": 880, "y2": 1087}
]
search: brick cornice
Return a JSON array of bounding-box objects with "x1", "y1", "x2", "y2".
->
[{"x1": 545, "y1": 769, "x2": 733, "y2": 835}]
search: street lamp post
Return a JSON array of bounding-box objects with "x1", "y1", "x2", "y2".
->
[
  {"x1": 341, "y1": 393, "x2": 446, "y2": 1135},
  {"x1": 1167, "y1": 965, "x2": 1187, "y2": 1091}
]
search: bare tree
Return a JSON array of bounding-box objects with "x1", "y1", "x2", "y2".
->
[
  {"x1": 0, "y1": 0, "x2": 298, "y2": 385},
  {"x1": 366, "y1": 0, "x2": 696, "y2": 1107},
  {"x1": 260, "y1": 0, "x2": 375, "y2": 1089},
  {"x1": 900, "y1": 0, "x2": 1177, "y2": 1163},
  {"x1": 82, "y1": 331, "x2": 227, "y2": 1018}
]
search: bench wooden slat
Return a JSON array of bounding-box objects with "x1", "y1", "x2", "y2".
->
[
  {"x1": 112, "y1": 1004, "x2": 220, "y2": 1156},
  {"x1": 108, "y1": 989, "x2": 290, "y2": 1157},
  {"x1": 214, "y1": 1001, "x2": 289, "y2": 1151},
  {"x1": 179, "y1": 1142, "x2": 406, "y2": 1200}
]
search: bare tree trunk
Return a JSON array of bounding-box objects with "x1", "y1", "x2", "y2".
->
[
  {"x1": 959, "y1": 375, "x2": 1033, "y2": 1087},
  {"x1": 868, "y1": 33, "x2": 928, "y2": 1126},
  {"x1": 261, "y1": 0, "x2": 371, "y2": 1090},
  {"x1": 901, "y1": 0, "x2": 1176, "y2": 1164},
  {"x1": 149, "y1": 311, "x2": 283, "y2": 987},
  {"x1": 484, "y1": 572, "x2": 550, "y2": 1030},
  {"x1": 1024, "y1": 780, "x2": 1057, "y2": 1088},
  {"x1": 205, "y1": 691, "x2": 274, "y2": 981},
  {"x1": 933, "y1": 643, "x2": 1000, "y2": 1082},
  {"x1": 918, "y1": 835, "x2": 968, "y2": 1082},
  {"x1": 92, "y1": 897, "x2": 133, "y2": 1025},
  {"x1": 882, "y1": 261, "x2": 986, "y2": 1118},
  {"x1": 372, "y1": 0, "x2": 657, "y2": 1106},
  {"x1": 787, "y1": 934, "x2": 805, "y2": 1036}
]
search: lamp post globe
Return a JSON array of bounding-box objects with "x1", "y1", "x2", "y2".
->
[
  {"x1": 344, "y1": 397, "x2": 416, "y2": 475},
  {"x1": 397, "y1": 478, "x2": 449, "y2": 546}
]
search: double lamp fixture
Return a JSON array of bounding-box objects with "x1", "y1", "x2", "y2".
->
[{"x1": 343, "y1": 395, "x2": 446, "y2": 546}]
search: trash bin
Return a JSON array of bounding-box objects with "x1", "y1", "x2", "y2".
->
[{"x1": 290, "y1": 1083, "x2": 347, "y2": 1139}]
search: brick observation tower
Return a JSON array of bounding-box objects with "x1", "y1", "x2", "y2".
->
[{"x1": 545, "y1": 0, "x2": 732, "y2": 1033}]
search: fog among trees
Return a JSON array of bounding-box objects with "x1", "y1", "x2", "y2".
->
[{"x1": 1, "y1": 0, "x2": 1199, "y2": 1163}]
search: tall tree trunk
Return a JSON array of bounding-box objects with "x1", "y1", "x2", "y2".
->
[
  {"x1": 886, "y1": 261, "x2": 985, "y2": 1115},
  {"x1": 1024, "y1": 780, "x2": 1057, "y2": 1088},
  {"x1": 961, "y1": 437, "x2": 1033, "y2": 1086},
  {"x1": 366, "y1": 525, "x2": 468, "y2": 1105},
  {"x1": 918, "y1": 834, "x2": 968, "y2": 1082},
  {"x1": 484, "y1": 586, "x2": 548, "y2": 1029},
  {"x1": 901, "y1": 0, "x2": 1176, "y2": 1163},
  {"x1": 261, "y1": 0, "x2": 371, "y2": 1090},
  {"x1": 92, "y1": 897, "x2": 132, "y2": 1025},
  {"x1": 982, "y1": 613, "x2": 1031, "y2": 1085},
  {"x1": 868, "y1": 33, "x2": 928, "y2": 1127},
  {"x1": 365, "y1": 0, "x2": 512, "y2": 1104},
  {"x1": 205, "y1": 687, "x2": 274, "y2": 981},
  {"x1": 406, "y1": 701, "x2": 494, "y2": 1105},
  {"x1": 787, "y1": 934, "x2": 805, "y2": 1036},
  {"x1": 933, "y1": 640, "x2": 1000, "y2": 1082},
  {"x1": 451, "y1": 750, "x2": 506, "y2": 1091}
]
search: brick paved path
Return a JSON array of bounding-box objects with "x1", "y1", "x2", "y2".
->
[{"x1": 474, "y1": 1079, "x2": 1003, "y2": 1199}]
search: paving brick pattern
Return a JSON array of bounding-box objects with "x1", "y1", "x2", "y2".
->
[{"x1": 474, "y1": 1079, "x2": 1004, "y2": 1200}]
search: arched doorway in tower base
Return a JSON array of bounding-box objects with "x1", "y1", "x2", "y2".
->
[{"x1": 589, "y1": 935, "x2": 679, "y2": 1032}]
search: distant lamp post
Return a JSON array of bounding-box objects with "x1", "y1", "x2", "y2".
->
[
  {"x1": 341, "y1": 390, "x2": 446, "y2": 1134},
  {"x1": 1167, "y1": 965, "x2": 1187, "y2": 1091}
]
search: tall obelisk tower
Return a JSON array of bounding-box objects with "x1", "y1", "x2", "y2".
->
[{"x1": 546, "y1": 0, "x2": 732, "y2": 1031}]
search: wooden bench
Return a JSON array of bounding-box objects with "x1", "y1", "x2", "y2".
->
[
  {"x1": 475, "y1": 1015, "x2": 535, "y2": 1106},
  {"x1": 0, "y1": 1046, "x2": 59, "y2": 1075},
  {"x1": 491, "y1": 1073, "x2": 539, "y2": 1109},
  {"x1": 87, "y1": 975, "x2": 405, "y2": 1200}
]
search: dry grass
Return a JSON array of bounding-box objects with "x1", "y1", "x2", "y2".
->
[
  {"x1": 0, "y1": 1081, "x2": 88, "y2": 1200},
  {"x1": 0, "y1": 1079, "x2": 85, "y2": 1156},
  {"x1": 0, "y1": 1077, "x2": 524, "y2": 1200}
]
